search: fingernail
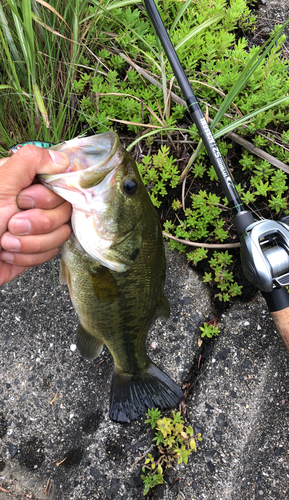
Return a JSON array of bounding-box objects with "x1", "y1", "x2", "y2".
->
[
  {"x1": 0, "y1": 251, "x2": 15, "y2": 263},
  {"x1": 10, "y1": 218, "x2": 31, "y2": 236},
  {"x1": 2, "y1": 235, "x2": 20, "y2": 251},
  {"x1": 17, "y1": 195, "x2": 35, "y2": 209},
  {"x1": 48, "y1": 150, "x2": 69, "y2": 165}
]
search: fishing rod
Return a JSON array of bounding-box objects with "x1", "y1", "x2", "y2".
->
[{"x1": 143, "y1": 0, "x2": 289, "y2": 351}]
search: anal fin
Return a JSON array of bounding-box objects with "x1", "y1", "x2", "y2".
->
[{"x1": 76, "y1": 323, "x2": 103, "y2": 360}]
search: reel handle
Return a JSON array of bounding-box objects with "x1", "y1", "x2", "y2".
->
[{"x1": 263, "y1": 288, "x2": 289, "y2": 351}]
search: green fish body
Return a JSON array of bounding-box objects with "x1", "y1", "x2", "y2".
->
[{"x1": 39, "y1": 132, "x2": 183, "y2": 423}]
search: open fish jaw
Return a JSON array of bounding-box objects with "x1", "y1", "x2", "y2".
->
[
  {"x1": 38, "y1": 132, "x2": 136, "y2": 270},
  {"x1": 48, "y1": 132, "x2": 119, "y2": 172},
  {"x1": 38, "y1": 132, "x2": 121, "y2": 211}
]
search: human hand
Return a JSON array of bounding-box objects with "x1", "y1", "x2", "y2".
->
[{"x1": 0, "y1": 145, "x2": 72, "y2": 286}]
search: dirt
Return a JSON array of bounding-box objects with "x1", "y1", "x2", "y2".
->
[{"x1": 18, "y1": 439, "x2": 45, "y2": 472}]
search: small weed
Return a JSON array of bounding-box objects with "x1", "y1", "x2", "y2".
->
[
  {"x1": 203, "y1": 251, "x2": 243, "y2": 302},
  {"x1": 141, "y1": 408, "x2": 202, "y2": 496},
  {"x1": 137, "y1": 145, "x2": 180, "y2": 208},
  {"x1": 164, "y1": 190, "x2": 228, "y2": 246},
  {"x1": 199, "y1": 322, "x2": 220, "y2": 338}
]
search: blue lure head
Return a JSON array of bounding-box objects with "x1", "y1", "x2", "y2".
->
[{"x1": 8, "y1": 141, "x2": 54, "y2": 155}]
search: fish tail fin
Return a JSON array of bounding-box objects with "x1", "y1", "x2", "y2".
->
[
  {"x1": 76, "y1": 323, "x2": 103, "y2": 360},
  {"x1": 109, "y1": 363, "x2": 184, "y2": 423}
]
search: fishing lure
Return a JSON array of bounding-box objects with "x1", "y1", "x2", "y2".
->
[
  {"x1": 8, "y1": 141, "x2": 54, "y2": 155},
  {"x1": 8, "y1": 133, "x2": 88, "y2": 155}
]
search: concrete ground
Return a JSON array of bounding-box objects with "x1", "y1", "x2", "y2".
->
[
  {"x1": 257, "y1": 0, "x2": 289, "y2": 40},
  {"x1": 0, "y1": 244, "x2": 289, "y2": 500}
]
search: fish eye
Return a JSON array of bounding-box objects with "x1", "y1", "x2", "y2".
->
[{"x1": 122, "y1": 178, "x2": 138, "y2": 195}]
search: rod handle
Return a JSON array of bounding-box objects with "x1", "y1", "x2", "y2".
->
[
  {"x1": 270, "y1": 308, "x2": 289, "y2": 351},
  {"x1": 263, "y1": 288, "x2": 289, "y2": 351}
]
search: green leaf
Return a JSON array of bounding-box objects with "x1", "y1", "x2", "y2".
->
[
  {"x1": 213, "y1": 95, "x2": 289, "y2": 139},
  {"x1": 253, "y1": 180, "x2": 270, "y2": 197},
  {"x1": 145, "y1": 408, "x2": 162, "y2": 429},
  {"x1": 175, "y1": 13, "x2": 224, "y2": 51},
  {"x1": 268, "y1": 195, "x2": 287, "y2": 213},
  {"x1": 190, "y1": 439, "x2": 197, "y2": 452},
  {"x1": 157, "y1": 417, "x2": 173, "y2": 438},
  {"x1": 200, "y1": 323, "x2": 220, "y2": 338},
  {"x1": 210, "y1": 21, "x2": 289, "y2": 131},
  {"x1": 175, "y1": 445, "x2": 191, "y2": 465}
]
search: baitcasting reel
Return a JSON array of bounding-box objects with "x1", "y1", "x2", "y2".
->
[{"x1": 241, "y1": 219, "x2": 289, "y2": 293}]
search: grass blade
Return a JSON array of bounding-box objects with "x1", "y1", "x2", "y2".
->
[
  {"x1": 33, "y1": 82, "x2": 50, "y2": 127},
  {"x1": 175, "y1": 13, "x2": 224, "y2": 51},
  {"x1": 0, "y1": 2, "x2": 21, "y2": 60},
  {"x1": 169, "y1": 0, "x2": 192, "y2": 35},
  {"x1": 34, "y1": 0, "x2": 69, "y2": 27},
  {"x1": 210, "y1": 21, "x2": 289, "y2": 130},
  {"x1": 106, "y1": 0, "x2": 142, "y2": 10},
  {"x1": 213, "y1": 95, "x2": 289, "y2": 139},
  {"x1": 160, "y1": 51, "x2": 168, "y2": 119},
  {"x1": 89, "y1": 0, "x2": 160, "y2": 58},
  {"x1": 127, "y1": 126, "x2": 197, "y2": 151},
  {"x1": 7, "y1": 0, "x2": 30, "y2": 66},
  {"x1": 0, "y1": 25, "x2": 22, "y2": 93}
]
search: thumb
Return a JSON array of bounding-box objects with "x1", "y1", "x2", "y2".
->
[
  {"x1": 0, "y1": 144, "x2": 69, "y2": 238},
  {"x1": 0, "y1": 144, "x2": 69, "y2": 198}
]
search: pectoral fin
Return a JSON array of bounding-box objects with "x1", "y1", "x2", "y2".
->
[
  {"x1": 106, "y1": 222, "x2": 143, "y2": 268},
  {"x1": 76, "y1": 323, "x2": 103, "y2": 360},
  {"x1": 60, "y1": 259, "x2": 71, "y2": 289},
  {"x1": 89, "y1": 268, "x2": 119, "y2": 302}
]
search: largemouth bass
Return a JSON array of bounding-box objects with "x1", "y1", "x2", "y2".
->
[{"x1": 39, "y1": 132, "x2": 184, "y2": 423}]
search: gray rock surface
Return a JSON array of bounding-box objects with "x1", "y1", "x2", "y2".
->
[
  {"x1": 1, "y1": 244, "x2": 289, "y2": 500},
  {"x1": 256, "y1": 0, "x2": 289, "y2": 42}
]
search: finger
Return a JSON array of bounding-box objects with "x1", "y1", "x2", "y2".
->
[
  {"x1": 0, "y1": 157, "x2": 9, "y2": 167},
  {"x1": 0, "y1": 146, "x2": 70, "y2": 238},
  {"x1": 0, "y1": 145, "x2": 69, "y2": 199},
  {"x1": 8, "y1": 201, "x2": 72, "y2": 236},
  {"x1": 1, "y1": 224, "x2": 71, "y2": 254},
  {"x1": 0, "y1": 262, "x2": 30, "y2": 287},
  {"x1": 17, "y1": 184, "x2": 68, "y2": 210},
  {"x1": 0, "y1": 246, "x2": 60, "y2": 267}
]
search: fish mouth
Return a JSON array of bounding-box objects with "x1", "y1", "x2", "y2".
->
[
  {"x1": 38, "y1": 132, "x2": 122, "y2": 207},
  {"x1": 38, "y1": 132, "x2": 134, "y2": 271}
]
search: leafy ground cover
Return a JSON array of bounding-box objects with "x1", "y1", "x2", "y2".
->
[
  {"x1": 0, "y1": 0, "x2": 288, "y2": 306},
  {"x1": 141, "y1": 408, "x2": 202, "y2": 495}
]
